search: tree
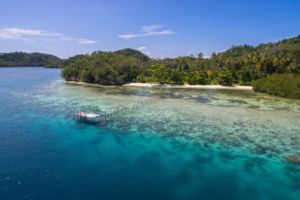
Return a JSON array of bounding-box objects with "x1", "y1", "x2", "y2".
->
[
  {"x1": 80, "y1": 67, "x2": 95, "y2": 83},
  {"x1": 217, "y1": 69, "x2": 234, "y2": 85},
  {"x1": 237, "y1": 67, "x2": 252, "y2": 85}
]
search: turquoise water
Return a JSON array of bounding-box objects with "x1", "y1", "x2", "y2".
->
[{"x1": 0, "y1": 67, "x2": 300, "y2": 200}]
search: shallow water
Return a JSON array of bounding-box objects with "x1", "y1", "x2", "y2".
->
[{"x1": 0, "y1": 67, "x2": 300, "y2": 200}]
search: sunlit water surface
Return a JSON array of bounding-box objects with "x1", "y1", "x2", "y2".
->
[{"x1": 0, "y1": 67, "x2": 300, "y2": 200}]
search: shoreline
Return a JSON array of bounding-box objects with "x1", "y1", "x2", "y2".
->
[
  {"x1": 124, "y1": 83, "x2": 253, "y2": 90},
  {"x1": 66, "y1": 81, "x2": 253, "y2": 90}
]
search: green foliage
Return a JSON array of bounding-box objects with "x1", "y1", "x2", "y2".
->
[
  {"x1": 217, "y1": 69, "x2": 234, "y2": 85},
  {"x1": 237, "y1": 67, "x2": 252, "y2": 85},
  {"x1": 0, "y1": 52, "x2": 63, "y2": 67},
  {"x1": 252, "y1": 74, "x2": 300, "y2": 99},
  {"x1": 80, "y1": 68, "x2": 95, "y2": 83},
  {"x1": 184, "y1": 71, "x2": 208, "y2": 85},
  {"x1": 115, "y1": 48, "x2": 150, "y2": 62},
  {"x1": 169, "y1": 70, "x2": 184, "y2": 84},
  {"x1": 62, "y1": 49, "x2": 147, "y2": 85}
]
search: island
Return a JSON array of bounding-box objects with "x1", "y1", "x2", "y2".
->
[{"x1": 62, "y1": 35, "x2": 300, "y2": 99}]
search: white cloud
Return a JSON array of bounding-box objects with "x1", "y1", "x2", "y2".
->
[
  {"x1": 137, "y1": 46, "x2": 147, "y2": 51},
  {"x1": 0, "y1": 27, "x2": 97, "y2": 45},
  {"x1": 0, "y1": 27, "x2": 62, "y2": 40},
  {"x1": 61, "y1": 37, "x2": 98, "y2": 45},
  {"x1": 118, "y1": 34, "x2": 140, "y2": 40},
  {"x1": 118, "y1": 24, "x2": 176, "y2": 40},
  {"x1": 136, "y1": 46, "x2": 152, "y2": 57},
  {"x1": 77, "y1": 39, "x2": 98, "y2": 45}
]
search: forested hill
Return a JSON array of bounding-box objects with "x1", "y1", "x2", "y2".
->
[
  {"x1": 217, "y1": 35, "x2": 300, "y2": 73},
  {"x1": 62, "y1": 49, "x2": 150, "y2": 85},
  {"x1": 115, "y1": 48, "x2": 150, "y2": 62},
  {"x1": 0, "y1": 52, "x2": 63, "y2": 68}
]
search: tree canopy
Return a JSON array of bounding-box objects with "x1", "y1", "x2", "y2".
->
[
  {"x1": 0, "y1": 52, "x2": 63, "y2": 68},
  {"x1": 253, "y1": 74, "x2": 300, "y2": 99}
]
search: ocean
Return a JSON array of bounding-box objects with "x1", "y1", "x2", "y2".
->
[{"x1": 0, "y1": 67, "x2": 299, "y2": 200}]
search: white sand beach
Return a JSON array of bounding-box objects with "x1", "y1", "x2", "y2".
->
[
  {"x1": 123, "y1": 83, "x2": 253, "y2": 90},
  {"x1": 66, "y1": 81, "x2": 253, "y2": 90}
]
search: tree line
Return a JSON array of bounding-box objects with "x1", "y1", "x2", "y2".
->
[
  {"x1": 0, "y1": 52, "x2": 62, "y2": 68},
  {"x1": 253, "y1": 73, "x2": 300, "y2": 99},
  {"x1": 62, "y1": 35, "x2": 300, "y2": 87}
]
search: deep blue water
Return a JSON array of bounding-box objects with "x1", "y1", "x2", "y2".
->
[{"x1": 0, "y1": 67, "x2": 300, "y2": 200}]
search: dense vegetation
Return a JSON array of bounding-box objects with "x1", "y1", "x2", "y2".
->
[
  {"x1": 62, "y1": 49, "x2": 146, "y2": 85},
  {"x1": 62, "y1": 35, "x2": 300, "y2": 89},
  {"x1": 253, "y1": 74, "x2": 300, "y2": 99},
  {"x1": 0, "y1": 52, "x2": 63, "y2": 68}
]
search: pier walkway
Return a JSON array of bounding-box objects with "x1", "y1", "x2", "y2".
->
[{"x1": 74, "y1": 96, "x2": 160, "y2": 125}]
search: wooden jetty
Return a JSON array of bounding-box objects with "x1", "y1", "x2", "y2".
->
[
  {"x1": 74, "y1": 96, "x2": 160, "y2": 125},
  {"x1": 75, "y1": 111, "x2": 113, "y2": 125}
]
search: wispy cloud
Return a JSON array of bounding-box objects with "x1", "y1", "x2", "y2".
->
[
  {"x1": 0, "y1": 27, "x2": 97, "y2": 45},
  {"x1": 118, "y1": 24, "x2": 176, "y2": 40},
  {"x1": 76, "y1": 39, "x2": 98, "y2": 45},
  {"x1": 0, "y1": 28, "x2": 57, "y2": 40},
  {"x1": 60, "y1": 37, "x2": 98, "y2": 45}
]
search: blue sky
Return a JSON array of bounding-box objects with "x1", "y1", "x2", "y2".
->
[{"x1": 1, "y1": 0, "x2": 300, "y2": 58}]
